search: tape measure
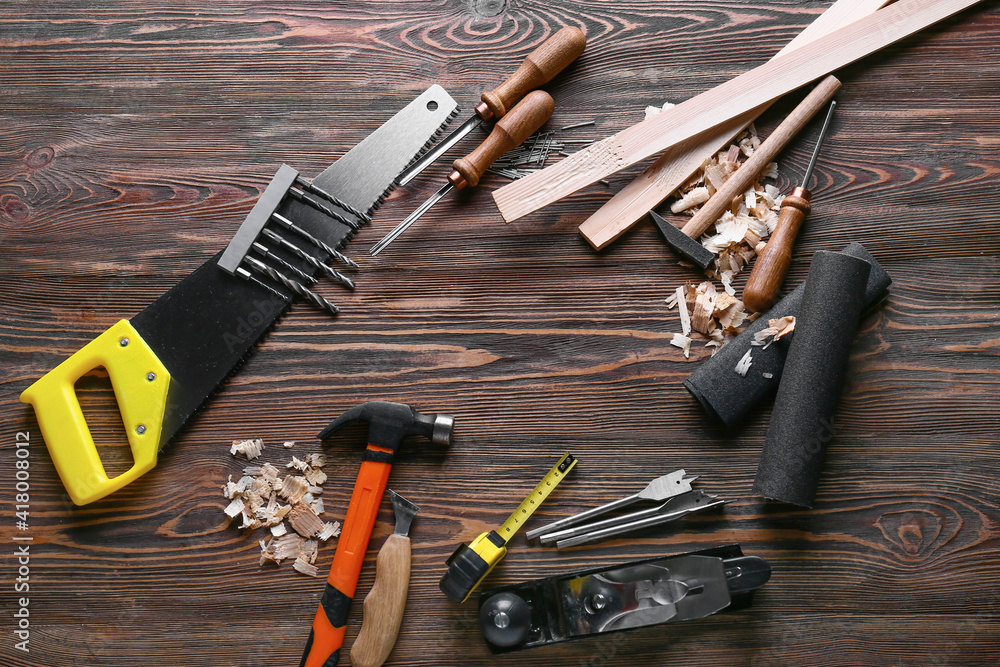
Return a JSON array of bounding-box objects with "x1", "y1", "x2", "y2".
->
[{"x1": 439, "y1": 452, "x2": 577, "y2": 603}]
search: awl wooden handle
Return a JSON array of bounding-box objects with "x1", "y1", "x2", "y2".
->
[
  {"x1": 478, "y1": 27, "x2": 586, "y2": 121},
  {"x1": 680, "y1": 75, "x2": 840, "y2": 240},
  {"x1": 350, "y1": 534, "x2": 412, "y2": 667},
  {"x1": 451, "y1": 89, "x2": 555, "y2": 189},
  {"x1": 742, "y1": 188, "x2": 812, "y2": 313}
]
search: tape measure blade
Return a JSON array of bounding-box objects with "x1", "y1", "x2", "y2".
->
[{"x1": 498, "y1": 452, "x2": 577, "y2": 540}]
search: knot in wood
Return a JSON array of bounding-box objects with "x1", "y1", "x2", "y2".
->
[{"x1": 468, "y1": 0, "x2": 507, "y2": 18}]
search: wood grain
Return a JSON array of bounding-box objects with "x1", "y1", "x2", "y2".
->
[{"x1": 1, "y1": 1, "x2": 999, "y2": 666}]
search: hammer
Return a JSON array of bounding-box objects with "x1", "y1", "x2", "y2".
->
[
  {"x1": 650, "y1": 75, "x2": 841, "y2": 271},
  {"x1": 300, "y1": 401, "x2": 453, "y2": 667}
]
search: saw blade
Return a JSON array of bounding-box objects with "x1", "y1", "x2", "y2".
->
[
  {"x1": 135, "y1": 86, "x2": 459, "y2": 445},
  {"x1": 315, "y1": 84, "x2": 460, "y2": 216}
]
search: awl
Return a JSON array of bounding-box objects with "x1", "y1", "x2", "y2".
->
[
  {"x1": 742, "y1": 100, "x2": 837, "y2": 313},
  {"x1": 370, "y1": 89, "x2": 555, "y2": 255},
  {"x1": 350, "y1": 490, "x2": 420, "y2": 667},
  {"x1": 395, "y1": 26, "x2": 586, "y2": 187}
]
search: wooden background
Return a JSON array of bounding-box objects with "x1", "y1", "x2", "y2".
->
[{"x1": 2, "y1": 1, "x2": 998, "y2": 665}]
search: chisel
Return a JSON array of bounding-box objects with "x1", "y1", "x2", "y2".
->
[
  {"x1": 350, "y1": 490, "x2": 419, "y2": 667},
  {"x1": 395, "y1": 26, "x2": 585, "y2": 187},
  {"x1": 370, "y1": 90, "x2": 555, "y2": 255}
]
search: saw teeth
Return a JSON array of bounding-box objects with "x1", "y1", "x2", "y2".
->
[{"x1": 359, "y1": 105, "x2": 463, "y2": 221}]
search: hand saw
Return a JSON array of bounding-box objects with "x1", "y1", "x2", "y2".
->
[{"x1": 19, "y1": 86, "x2": 458, "y2": 506}]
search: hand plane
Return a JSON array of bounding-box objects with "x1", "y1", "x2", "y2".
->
[
  {"x1": 19, "y1": 86, "x2": 458, "y2": 505},
  {"x1": 477, "y1": 544, "x2": 771, "y2": 653}
]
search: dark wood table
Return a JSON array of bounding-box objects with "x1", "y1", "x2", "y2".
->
[{"x1": 2, "y1": 2, "x2": 998, "y2": 665}]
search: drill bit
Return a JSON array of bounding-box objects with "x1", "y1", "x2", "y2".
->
[
  {"x1": 242, "y1": 257, "x2": 339, "y2": 316},
  {"x1": 260, "y1": 227, "x2": 355, "y2": 289},
  {"x1": 250, "y1": 242, "x2": 316, "y2": 284},
  {"x1": 294, "y1": 176, "x2": 370, "y2": 222},
  {"x1": 287, "y1": 187, "x2": 362, "y2": 232},
  {"x1": 269, "y1": 211, "x2": 359, "y2": 269}
]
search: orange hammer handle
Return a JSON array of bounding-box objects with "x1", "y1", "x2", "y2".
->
[{"x1": 301, "y1": 444, "x2": 393, "y2": 667}]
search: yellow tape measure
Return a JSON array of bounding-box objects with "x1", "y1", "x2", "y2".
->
[
  {"x1": 440, "y1": 452, "x2": 577, "y2": 603},
  {"x1": 498, "y1": 452, "x2": 577, "y2": 541}
]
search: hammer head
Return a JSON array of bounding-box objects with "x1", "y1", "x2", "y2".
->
[
  {"x1": 649, "y1": 211, "x2": 716, "y2": 271},
  {"x1": 317, "y1": 400, "x2": 453, "y2": 452}
]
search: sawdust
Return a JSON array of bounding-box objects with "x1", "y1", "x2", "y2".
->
[
  {"x1": 222, "y1": 440, "x2": 342, "y2": 577},
  {"x1": 662, "y1": 122, "x2": 783, "y2": 356}
]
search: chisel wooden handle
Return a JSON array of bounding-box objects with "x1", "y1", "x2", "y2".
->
[
  {"x1": 477, "y1": 27, "x2": 586, "y2": 121},
  {"x1": 350, "y1": 533, "x2": 412, "y2": 667},
  {"x1": 742, "y1": 187, "x2": 812, "y2": 313},
  {"x1": 451, "y1": 90, "x2": 555, "y2": 189},
  {"x1": 680, "y1": 75, "x2": 840, "y2": 240}
]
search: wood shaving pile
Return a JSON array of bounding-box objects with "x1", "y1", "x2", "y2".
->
[
  {"x1": 659, "y1": 120, "x2": 787, "y2": 356},
  {"x1": 222, "y1": 442, "x2": 341, "y2": 577}
]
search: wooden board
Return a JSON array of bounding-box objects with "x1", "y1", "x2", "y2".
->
[
  {"x1": 1, "y1": 2, "x2": 999, "y2": 666},
  {"x1": 493, "y1": 0, "x2": 984, "y2": 222},
  {"x1": 576, "y1": 0, "x2": 890, "y2": 250}
]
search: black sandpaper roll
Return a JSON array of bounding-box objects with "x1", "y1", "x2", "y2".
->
[
  {"x1": 683, "y1": 242, "x2": 891, "y2": 427},
  {"x1": 753, "y1": 250, "x2": 871, "y2": 508}
]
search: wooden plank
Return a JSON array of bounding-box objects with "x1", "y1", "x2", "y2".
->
[
  {"x1": 576, "y1": 0, "x2": 891, "y2": 250},
  {"x1": 493, "y1": 0, "x2": 985, "y2": 224}
]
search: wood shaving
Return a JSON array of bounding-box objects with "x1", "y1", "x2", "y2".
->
[
  {"x1": 305, "y1": 467, "x2": 328, "y2": 487},
  {"x1": 644, "y1": 101, "x2": 676, "y2": 120},
  {"x1": 752, "y1": 316, "x2": 796, "y2": 349},
  {"x1": 662, "y1": 123, "x2": 785, "y2": 355},
  {"x1": 223, "y1": 440, "x2": 340, "y2": 577},
  {"x1": 670, "y1": 186, "x2": 710, "y2": 214},
  {"x1": 289, "y1": 504, "x2": 325, "y2": 539},
  {"x1": 224, "y1": 497, "x2": 244, "y2": 519},
  {"x1": 230, "y1": 438, "x2": 264, "y2": 460},
  {"x1": 735, "y1": 349, "x2": 754, "y2": 376},
  {"x1": 293, "y1": 556, "x2": 319, "y2": 578},
  {"x1": 670, "y1": 333, "x2": 692, "y2": 359},
  {"x1": 317, "y1": 522, "x2": 342, "y2": 542},
  {"x1": 279, "y1": 476, "x2": 309, "y2": 504}
]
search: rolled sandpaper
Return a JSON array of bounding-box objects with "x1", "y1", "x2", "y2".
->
[
  {"x1": 683, "y1": 242, "x2": 891, "y2": 427},
  {"x1": 753, "y1": 250, "x2": 871, "y2": 507}
]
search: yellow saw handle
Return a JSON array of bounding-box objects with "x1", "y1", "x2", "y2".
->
[{"x1": 20, "y1": 319, "x2": 171, "y2": 505}]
